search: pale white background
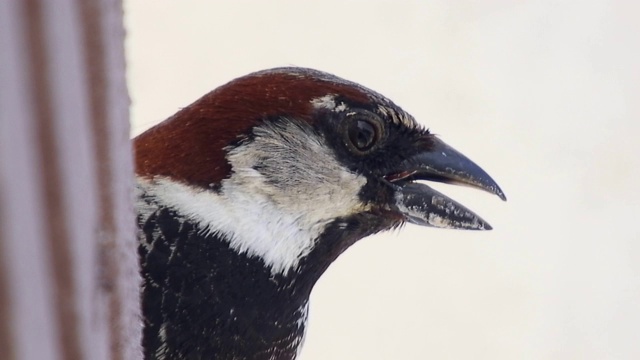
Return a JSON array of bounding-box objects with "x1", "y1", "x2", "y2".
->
[{"x1": 125, "y1": 1, "x2": 640, "y2": 359}]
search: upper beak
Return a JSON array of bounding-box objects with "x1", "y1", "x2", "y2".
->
[{"x1": 387, "y1": 137, "x2": 506, "y2": 230}]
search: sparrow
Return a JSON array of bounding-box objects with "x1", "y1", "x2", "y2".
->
[{"x1": 134, "y1": 67, "x2": 506, "y2": 360}]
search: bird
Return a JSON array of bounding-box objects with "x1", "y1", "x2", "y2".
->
[{"x1": 134, "y1": 67, "x2": 506, "y2": 360}]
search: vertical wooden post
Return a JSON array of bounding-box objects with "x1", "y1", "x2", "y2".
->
[{"x1": 0, "y1": 0, "x2": 141, "y2": 359}]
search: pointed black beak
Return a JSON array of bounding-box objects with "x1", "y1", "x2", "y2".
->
[{"x1": 388, "y1": 137, "x2": 506, "y2": 230}]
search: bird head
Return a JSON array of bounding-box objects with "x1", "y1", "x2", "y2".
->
[{"x1": 135, "y1": 67, "x2": 505, "y2": 281}]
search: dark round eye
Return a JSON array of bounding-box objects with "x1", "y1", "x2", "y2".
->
[{"x1": 347, "y1": 118, "x2": 381, "y2": 153}]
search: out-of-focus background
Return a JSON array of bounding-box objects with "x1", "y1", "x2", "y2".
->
[{"x1": 125, "y1": 1, "x2": 640, "y2": 359}]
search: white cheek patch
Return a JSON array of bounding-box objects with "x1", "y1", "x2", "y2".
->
[
  {"x1": 137, "y1": 120, "x2": 368, "y2": 275},
  {"x1": 225, "y1": 120, "x2": 368, "y2": 231}
]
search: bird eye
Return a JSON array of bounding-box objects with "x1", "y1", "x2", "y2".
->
[{"x1": 346, "y1": 116, "x2": 383, "y2": 153}]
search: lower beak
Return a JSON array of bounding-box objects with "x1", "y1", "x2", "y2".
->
[{"x1": 388, "y1": 137, "x2": 506, "y2": 230}]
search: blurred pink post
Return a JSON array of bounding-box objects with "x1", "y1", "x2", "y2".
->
[{"x1": 0, "y1": 0, "x2": 141, "y2": 359}]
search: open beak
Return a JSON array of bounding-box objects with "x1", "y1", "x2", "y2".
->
[{"x1": 387, "y1": 137, "x2": 506, "y2": 230}]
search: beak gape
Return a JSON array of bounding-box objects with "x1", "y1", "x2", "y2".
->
[{"x1": 388, "y1": 137, "x2": 506, "y2": 230}]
